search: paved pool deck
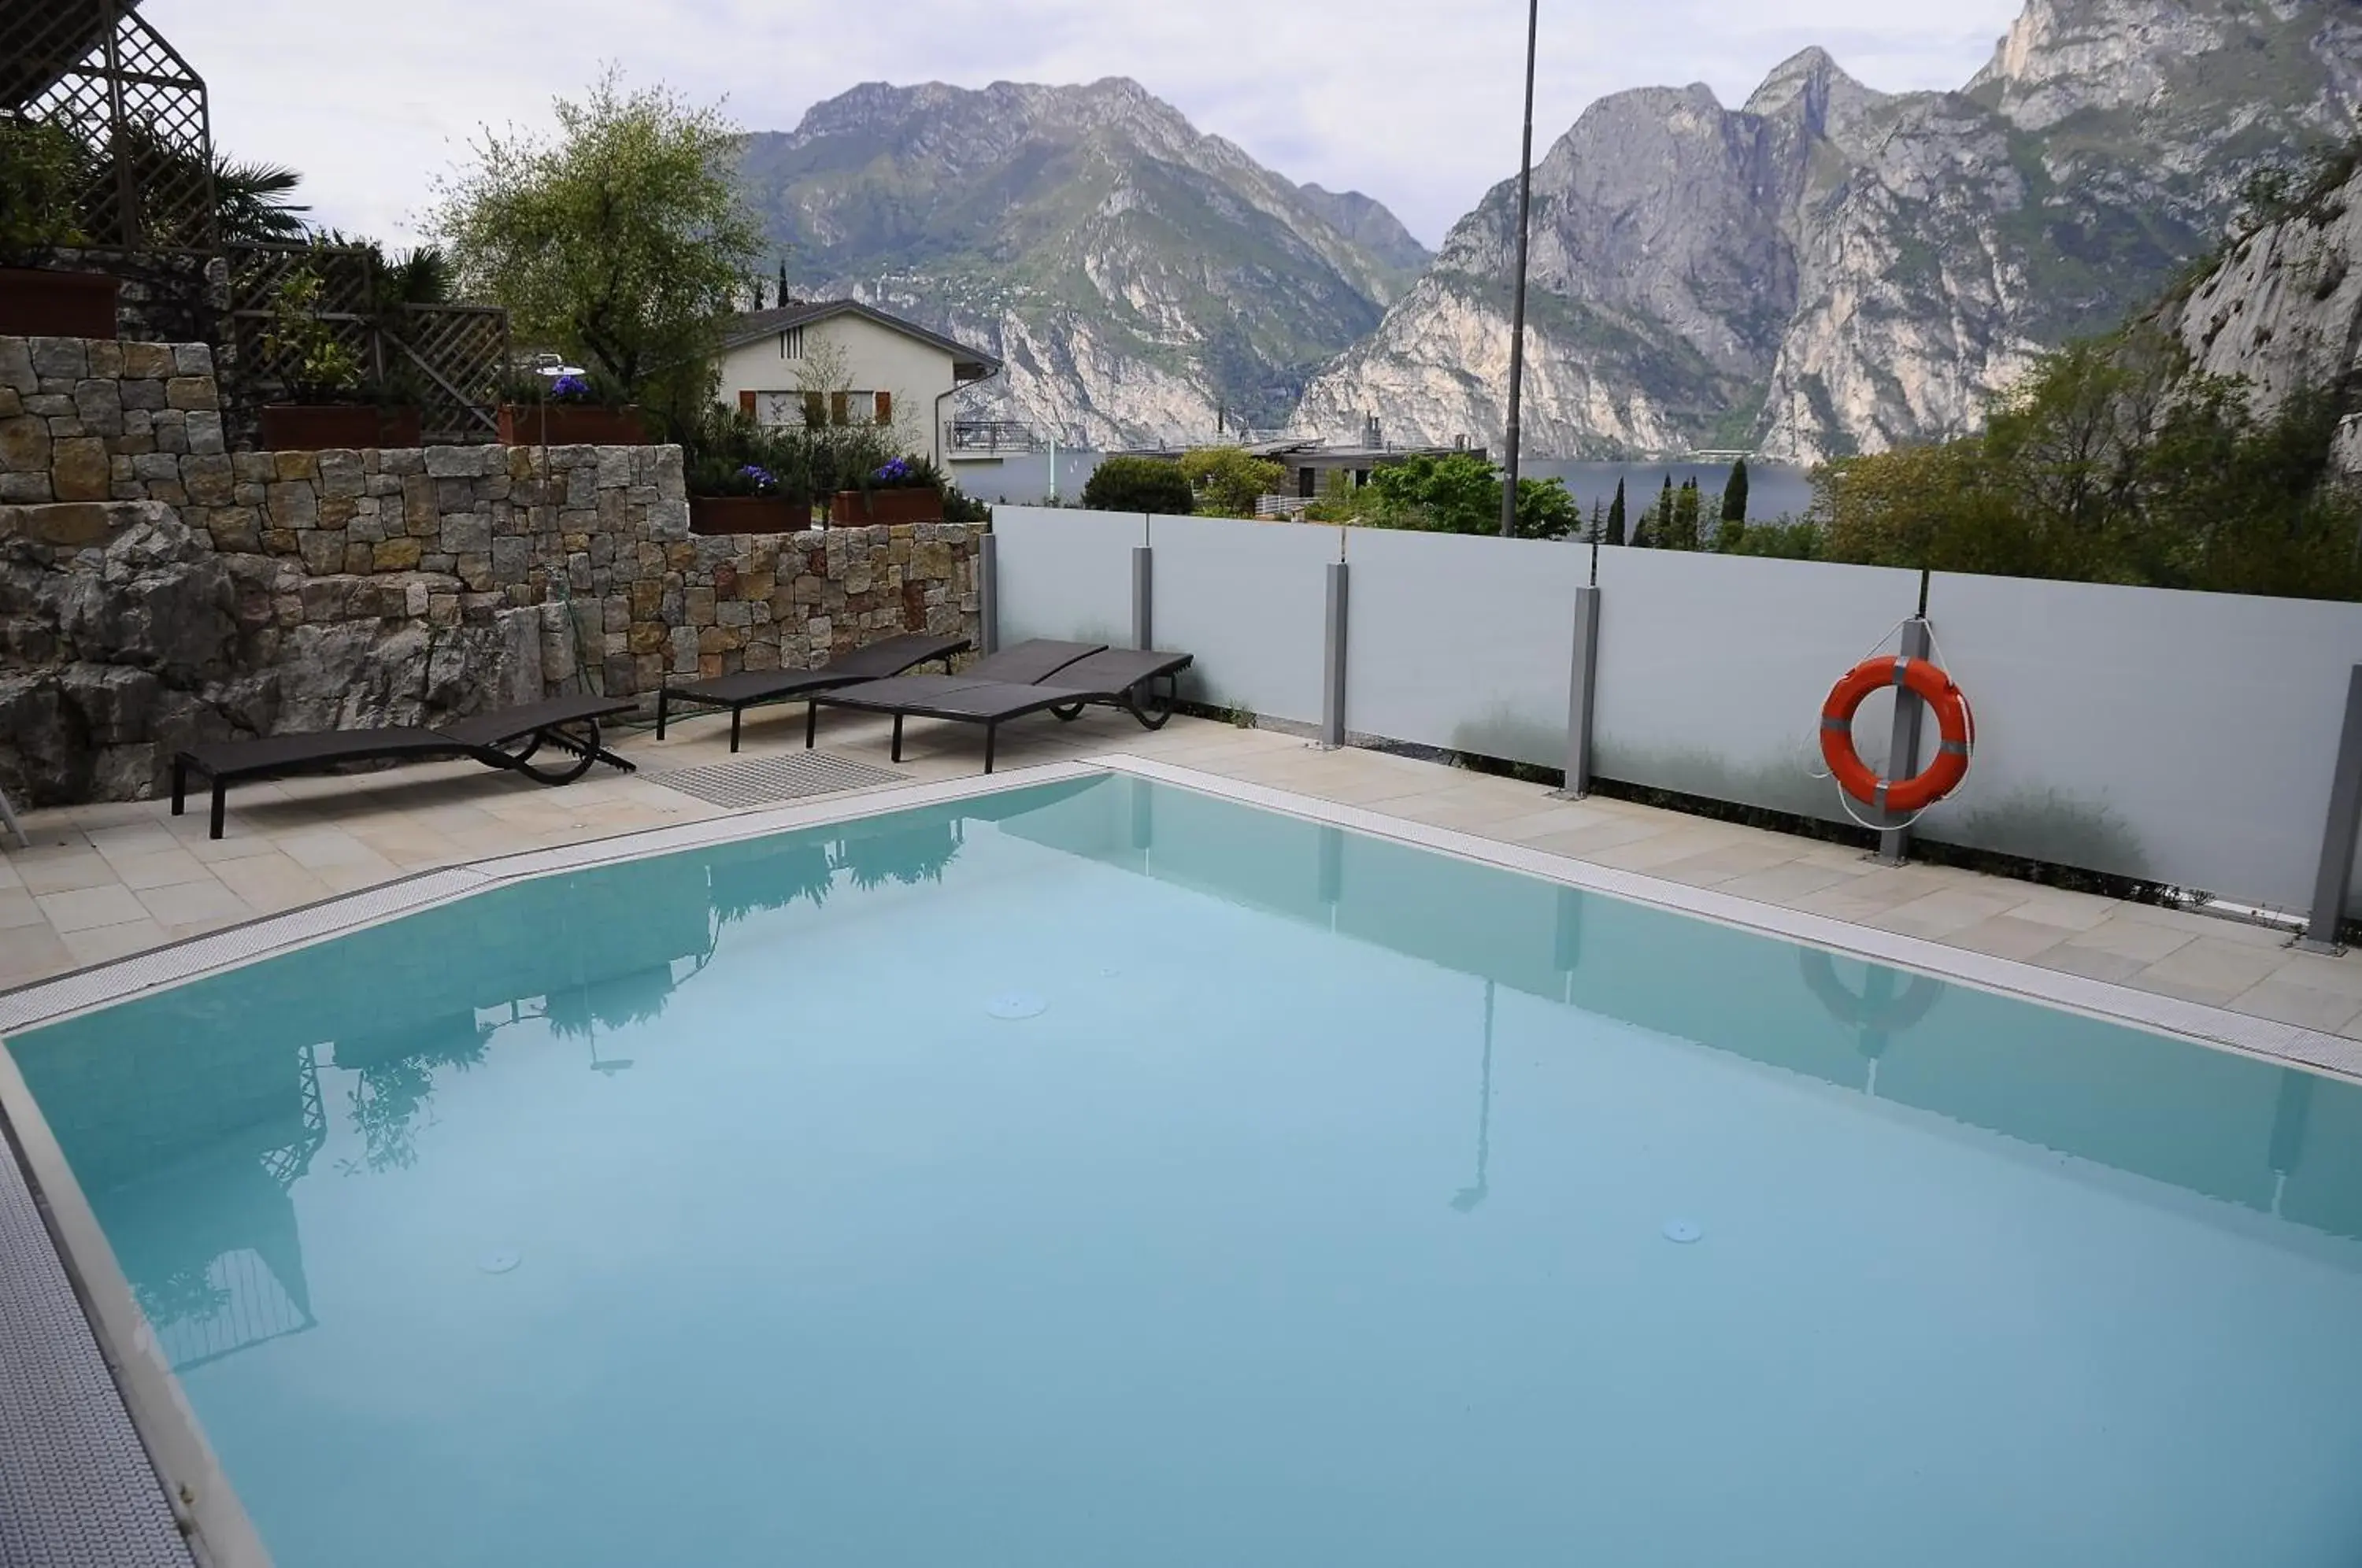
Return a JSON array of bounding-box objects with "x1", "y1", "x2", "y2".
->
[{"x1": 4, "y1": 706, "x2": 2358, "y2": 1038}]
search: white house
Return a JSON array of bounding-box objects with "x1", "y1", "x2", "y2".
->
[{"x1": 713, "y1": 300, "x2": 1000, "y2": 468}]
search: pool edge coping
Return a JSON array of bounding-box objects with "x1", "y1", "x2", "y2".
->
[
  {"x1": 1096, "y1": 754, "x2": 2362, "y2": 1084},
  {"x1": 2, "y1": 748, "x2": 2356, "y2": 1568}
]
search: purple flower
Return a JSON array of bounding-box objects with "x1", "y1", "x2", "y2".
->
[
  {"x1": 740, "y1": 464, "x2": 777, "y2": 492},
  {"x1": 551, "y1": 374, "x2": 590, "y2": 401},
  {"x1": 876, "y1": 458, "x2": 912, "y2": 483}
]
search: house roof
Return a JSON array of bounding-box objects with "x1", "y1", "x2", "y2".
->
[{"x1": 720, "y1": 299, "x2": 1001, "y2": 381}]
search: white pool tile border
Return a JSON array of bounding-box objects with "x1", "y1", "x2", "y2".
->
[
  {"x1": 1098, "y1": 755, "x2": 2361, "y2": 1083},
  {"x1": 1, "y1": 747, "x2": 2353, "y2": 1568},
  {"x1": 0, "y1": 760, "x2": 1104, "y2": 1038}
]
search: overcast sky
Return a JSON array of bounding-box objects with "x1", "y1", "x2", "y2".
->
[{"x1": 150, "y1": 0, "x2": 2025, "y2": 250}]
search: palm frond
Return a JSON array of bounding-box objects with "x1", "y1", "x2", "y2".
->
[{"x1": 212, "y1": 153, "x2": 310, "y2": 242}]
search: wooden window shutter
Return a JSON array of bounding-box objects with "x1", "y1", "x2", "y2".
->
[
  {"x1": 802, "y1": 392, "x2": 825, "y2": 427},
  {"x1": 831, "y1": 391, "x2": 850, "y2": 427},
  {"x1": 738, "y1": 390, "x2": 756, "y2": 418},
  {"x1": 874, "y1": 390, "x2": 892, "y2": 425}
]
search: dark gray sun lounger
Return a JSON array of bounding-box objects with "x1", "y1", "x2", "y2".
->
[
  {"x1": 172, "y1": 693, "x2": 638, "y2": 838},
  {"x1": 815, "y1": 647, "x2": 1194, "y2": 772},
  {"x1": 799, "y1": 638, "x2": 1107, "y2": 750},
  {"x1": 654, "y1": 632, "x2": 969, "y2": 752}
]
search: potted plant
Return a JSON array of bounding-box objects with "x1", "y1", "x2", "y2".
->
[
  {"x1": 0, "y1": 116, "x2": 119, "y2": 338},
  {"x1": 831, "y1": 455, "x2": 947, "y2": 526},
  {"x1": 689, "y1": 457, "x2": 811, "y2": 535},
  {"x1": 498, "y1": 369, "x2": 646, "y2": 446},
  {"x1": 256, "y1": 268, "x2": 422, "y2": 449}
]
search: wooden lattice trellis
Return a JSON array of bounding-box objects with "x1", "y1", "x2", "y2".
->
[
  {"x1": 228, "y1": 245, "x2": 510, "y2": 443},
  {"x1": 2, "y1": 0, "x2": 215, "y2": 252}
]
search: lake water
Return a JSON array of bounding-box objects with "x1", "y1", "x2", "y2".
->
[
  {"x1": 1523, "y1": 460, "x2": 1814, "y2": 525},
  {"x1": 951, "y1": 453, "x2": 1814, "y2": 523}
]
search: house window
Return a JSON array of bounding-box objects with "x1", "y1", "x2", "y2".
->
[
  {"x1": 779, "y1": 327, "x2": 805, "y2": 361},
  {"x1": 753, "y1": 390, "x2": 802, "y2": 427},
  {"x1": 817, "y1": 391, "x2": 891, "y2": 426}
]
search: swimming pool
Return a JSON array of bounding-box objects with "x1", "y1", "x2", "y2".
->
[{"x1": 7, "y1": 771, "x2": 2362, "y2": 1566}]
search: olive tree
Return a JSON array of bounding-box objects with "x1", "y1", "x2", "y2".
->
[{"x1": 429, "y1": 72, "x2": 763, "y2": 431}]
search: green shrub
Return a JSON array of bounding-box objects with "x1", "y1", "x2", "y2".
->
[
  {"x1": 1355, "y1": 453, "x2": 1578, "y2": 539},
  {"x1": 258, "y1": 269, "x2": 365, "y2": 403},
  {"x1": 0, "y1": 116, "x2": 91, "y2": 263},
  {"x1": 1802, "y1": 328, "x2": 2362, "y2": 599},
  {"x1": 1180, "y1": 447, "x2": 1286, "y2": 516},
  {"x1": 1081, "y1": 456, "x2": 1196, "y2": 514}
]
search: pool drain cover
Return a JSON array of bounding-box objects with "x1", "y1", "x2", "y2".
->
[
  {"x1": 1662, "y1": 1220, "x2": 1703, "y2": 1244},
  {"x1": 479, "y1": 1248, "x2": 522, "y2": 1274},
  {"x1": 987, "y1": 993, "x2": 1048, "y2": 1020}
]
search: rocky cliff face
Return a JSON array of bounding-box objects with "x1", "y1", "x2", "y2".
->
[
  {"x1": 1299, "y1": 0, "x2": 2360, "y2": 460},
  {"x1": 1294, "y1": 184, "x2": 1432, "y2": 287},
  {"x1": 2155, "y1": 153, "x2": 2362, "y2": 467},
  {"x1": 740, "y1": 80, "x2": 1424, "y2": 447}
]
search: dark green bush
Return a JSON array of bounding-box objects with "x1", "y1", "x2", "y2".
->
[{"x1": 1081, "y1": 456, "x2": 1195, "y2": 515}]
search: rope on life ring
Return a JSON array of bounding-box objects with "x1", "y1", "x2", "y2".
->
[{"x1": 1819, "y1": 655, "x2": 1975, "y2": 815}]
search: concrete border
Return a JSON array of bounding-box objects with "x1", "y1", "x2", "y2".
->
[{"x1": 1097, "y1": 755, "x2": 2362, "y2": 1084}]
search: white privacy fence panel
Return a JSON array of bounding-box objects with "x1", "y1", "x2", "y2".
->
[
  {"x1": 1914, "y1": 575, "x2": 2362, "y2": 912},
  {"x1": 1342, "y1": 530, "x2": 1591, "y2": 767},
  {"x1": 1148, "y1": 515, "x2": 1339, "y2": 727},
  {"x1": 1590, "y1": 549, "x2": 1924, "y2": 822},
  {"x1": 990, "y1": 507, "x2": 1142, "y2": 649},
  {"x1": 989, "y1": 510, "x2": 2362, "y2": 913}
]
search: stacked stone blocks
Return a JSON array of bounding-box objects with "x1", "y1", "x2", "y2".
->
[{"x1": 0, "y1": 335, "x2": 983, "y2": 804}]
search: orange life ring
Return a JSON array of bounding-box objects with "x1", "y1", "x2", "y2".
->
[{"x1": 1820, "y1": 656, "x2": 1974, "y2": 813}]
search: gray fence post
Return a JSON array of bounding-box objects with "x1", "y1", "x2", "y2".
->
[
  {"x1": 1876, "y1": 618, "x2": 1933, "y2": 865},
  {"x1": 2301, "y1": 664, "x2": 2362, "y2": 952},
  {"x1": 1553, "y1": 584, "x2": 1601, "y2": 799},
  {"x1": 1320, "y1": 560, "x2": 1349, "y2": 750},
  {"x1": 977, "y1": 532, "x2": 1000, "y2": 656},
  {"x1": 1131, "y1": 543, "x2": 1153, "y2": 652},
  {"x1": 0, "y1": 783, "x2": 24, "y2": 849}
]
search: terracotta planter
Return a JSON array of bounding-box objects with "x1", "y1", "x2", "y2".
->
[
  {"x1": 690, "y1": 494, "x2": 811, "y2": 535},
  {"x1": 260, "y1": 405, "x2": 424, "y2": 452},
  {"x1": 0, "y1": 267, "x2": 120, "y2": 338},
  {"x1": 497, "y1": 404, "x2": 647, "y2": 446},
  {"x1": 830, "y1": 487, "x2": 944, "y2": 526}
]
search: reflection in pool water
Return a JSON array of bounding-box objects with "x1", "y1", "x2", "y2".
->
[{"x1": 12, "y1": 775, "x2": 2362, "y2": 1567}]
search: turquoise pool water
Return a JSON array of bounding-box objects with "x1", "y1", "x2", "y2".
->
[{"x1": 10, "y1": 775, "x2": 2362, "y2": 1566}]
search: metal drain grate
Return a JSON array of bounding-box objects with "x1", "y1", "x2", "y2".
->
[
  {"x1": 0, "y1": 1126, "x2": 194, "y2": 1568},
  {"x1": 648, "y1": 751, "x2": 909, "y2": 809}
]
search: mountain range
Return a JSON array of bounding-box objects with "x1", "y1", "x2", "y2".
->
[
  {"x1": 741, "y1": 79, "x2": 1427, "y2": 446},
  {"x1": 742, "y1": 0, "x2": 2361, "y2": 458}
]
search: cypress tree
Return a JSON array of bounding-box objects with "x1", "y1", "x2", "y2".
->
[
  {"x1": 778, "y1": 256, "x2": 790, "y2": 306},
  {"x1": 1672, "y1": 477, "x2": 1701, "y2": 550},
  {"x1": 1720, "y1": 457, "x2": 1749, "y2": 525},
  {"x1": 1606, "y1": 478, "x2": 1627, "y2": 545}
]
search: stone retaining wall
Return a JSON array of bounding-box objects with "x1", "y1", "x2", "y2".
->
[{"x1": 0, "y1": 335, "x2": 983, "y2": 806}]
